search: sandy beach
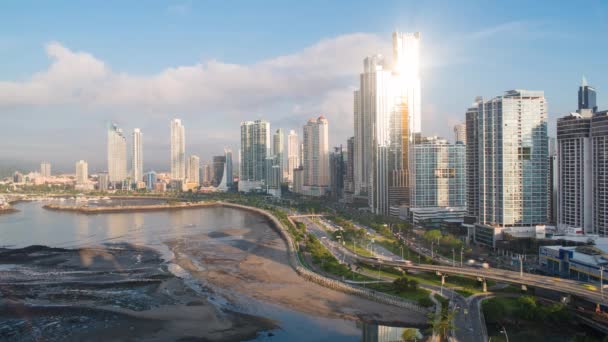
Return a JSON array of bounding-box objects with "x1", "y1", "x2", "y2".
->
[{"x1": 166, "y1": 215, "x2": 427, "y2": 326}]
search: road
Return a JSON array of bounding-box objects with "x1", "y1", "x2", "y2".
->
[{"x1": 297, "y1": 216, "x2": 486, "y2": 342}]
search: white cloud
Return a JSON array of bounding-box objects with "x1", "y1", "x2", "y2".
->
[{"x1": 0, "y1": 33, "x2": 386, "y2": 118}]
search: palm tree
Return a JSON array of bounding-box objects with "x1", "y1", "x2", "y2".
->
[{"x1": 401, "y1": 328, "x2": 418, "y2": 341}]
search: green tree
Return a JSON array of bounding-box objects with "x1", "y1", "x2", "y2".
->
[
  {"x1": 401, "y1": 328, "x2": 418, "y2": 341},
  {"x1": 424, "y1": 229, "x2": 442, "y2": 243}
]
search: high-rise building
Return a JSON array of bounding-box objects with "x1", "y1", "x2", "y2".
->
[
  {"x1": 187, "y1": 155, "x2": 200, "y2": 185},
  {"x1": 413, "y1": 137, "x2": 466, "y2": 208},
  {"x1": 453, "y1": 123, "x2": 466, "y2": 144},
  {"x1": 301, "y1": 116, "x2": 329, "y2": 196},
  {"x1": 239, "y1": 120, "x2": 270, "y2": 192},
  {"x1": 98, "y1": 172, "x2": 109, "y2": 191},
  {"x1": 40, "y1": 162, "x2": 51, "y2": 178},
  {"x1": 592, "y1": 110, "x2": 608, "y2": 236},
  {"x1": 144, "y1": 171, "x2": 157, "y2": 190},
  {"x1": 353, "y1": 31, "x2": 419, "y2": 215},
  {"x1": 217, "y1": 149, "x2": 234, "y2": 191},
  {"x1": 468, "y1": 90, "x2": 549, "y2": 246},
  {"x1": 579, "y1": 76, "x2": 598, "y2": 113},
  {"x1": 170, "y1": 119, "x2": 186, "y2": 180},
  {"x1": 107, "y1": 123, "x2": 128, "y2": 185},
  {"x1": 345, "y1": 137, "x2": 355, "y2": 197},
  {"x1": 201, "y1": 163, "x2": 213, "y2": 186},
  {"x1": 465, "y1": 99, "x2": 481, "y2": 220},
  {"x1": 132, "y1": 128, "x2": 143, "y2": 183},
  {"x1": 273, "y1": 129, "x2": 284, "y2": 180},
  {"x1": 212, "y1": 155, "x2": 226, "y2": 187},
  {"x1": 225, "y1": 149, "x2": 233, "y2": 187},
  {"x1": 329, "y1": 146, "x2": 346, "y2": 201},
  {"x1": 265, "y1": 156, "x2": 282, "y2": 197},
  {"x1": 392, "y1": 31, "x2": 421, "y2": 135},
  {"x1": 75, "y1": 160, "x2": 88, "y2": 185},
  {"x1": 287, "y1": 130, "x2": 299, "y2": 184},
  {"x1": 557, "y1": 111, "x2": 594, "y2": 234}
]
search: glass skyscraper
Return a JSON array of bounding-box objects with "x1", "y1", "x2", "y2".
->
[
  {"x1": 413, "y1": 137, "x2": 466, "y2": 208},
  {"x1": 578, "y1": 76, "x2": 598, "y2": 113},
  {"x1": 239, "y1": 120, "x2": 270, "y2": 192}
]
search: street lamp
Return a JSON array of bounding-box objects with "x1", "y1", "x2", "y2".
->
[
  {"x1": 601, "y1": 266, "x2": 605, "y2": 299},
  {"x1": 500, "y1": 325, "x2": 509, "y2": 342},
  {"x1": 460, "y1": 246, "x2": 464, "y2": 268}
]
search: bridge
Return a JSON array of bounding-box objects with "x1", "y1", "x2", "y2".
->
[{"x1": 357, "y1": 255, "x2": 606, "y2": 305}]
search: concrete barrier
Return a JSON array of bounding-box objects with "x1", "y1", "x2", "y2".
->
[{"x1": 219, "y1": 201, "x2": 429, "y2": 314}]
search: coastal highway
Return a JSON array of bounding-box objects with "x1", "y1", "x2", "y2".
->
[
  {"x1": 295, "y1": 216, "x2": 607, "y2": 341},
  {"x1": 300, "y1": 217, "x2": 605, "y2": 305},
  {"x1": 297, "y1": 217, "x2": 485, "y2": 342}
]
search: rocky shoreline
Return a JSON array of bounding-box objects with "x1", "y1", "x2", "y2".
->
[
  {"x1": 0, "y1": 244, "x2": 276, "y2": 341},
  {"x1": 0, "y1": 207, "x2": 18, "y2": 215}
]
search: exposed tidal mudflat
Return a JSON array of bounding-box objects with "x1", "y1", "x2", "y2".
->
[{"x1": 0, "y1": 199, "x2": 426, "y2": 341}]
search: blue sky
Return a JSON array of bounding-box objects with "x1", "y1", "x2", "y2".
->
[{"x1": 1, "y1": 0, "x2": 607, "y2": 172}]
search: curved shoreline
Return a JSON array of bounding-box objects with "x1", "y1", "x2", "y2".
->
[
  {"x1": 38, "y1": 199, "x2": 427, "y2": 314},
  {"x1": 43, "y1": 201, "x2": 219, "y2": 214}
]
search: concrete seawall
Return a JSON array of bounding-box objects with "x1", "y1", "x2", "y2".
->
[
  {"x1": 43, "y1": 201, "x2": 220, "y2": 214},
  {"x1": 218, "y1": 202, "x2": 429, "y2": 314}
]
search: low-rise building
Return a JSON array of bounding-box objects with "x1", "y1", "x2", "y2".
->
[{"x1": 539, "y1": 242, "x2": 608, "y2": 283}]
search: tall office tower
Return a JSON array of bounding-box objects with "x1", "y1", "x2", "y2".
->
[
  {"x1": 392, "y1": 31, "x2": 421, "y2": 135},
  {"x1": 272, "y1": 129, "x2": 285, "y2": 179},
  {"x1": 107, "y1": 123, "x2": 128, "y2": 185},
  {"x1": 212, "y1": 155, "x2": 226, "y2": 187},
  {"x1": 578, "y1": 76, "x2": 598, "y2": 114},
  {"x1": 224, "y1": 149, "x2": 233, "y2": 187},
  {"x1": 75, "y1": 160, "x2": 88, "y2": 185},
  {"x1": 353, "y1": 32, "x2": 419, "y2": 214},
  {"x1": 345, "y1": 137, "x2": 355, "y2": 196},
  {"x1": 98, "y1": 172, "x2": 109, "y2": 191},
  {"x1": 469, "y1": 90, "x2": 549, "y2": 246},
  {"x1": 131, "y1": 128, "x2": 143, "y2": 183},
  {"x1": 287, "y1": 129, "x2": 299, "y2": 183},
  {"x1": 40, "y1": 162, "x2": 51, "y2": 178},
  {"x1": 302, "y1": 116, "x2": 330, "y2": 196},
  {"x1": 329, "y1": 146, "x2": 346, "y2": 201},
  {"x1": 465, "y1": 99, "x2": 481, "y2": 220},
  {"x1": 187, "y1": 155, "x2": 200, "y2": 185},
  {"x1": 412, "y1": 137, "x2": 466, "y2": 207},
  {"x1": 170, "y1": 119, "x2": 186, "y2": 180},
  {"x1": 144, "y1": 171, "x2": 157, "y2": 190},
  {"x1": 453, "y1": 123, "x2": 466, "y2": 144},
  {"x1": 239, "y1": 120, "x2": 270, "y2": 192}
]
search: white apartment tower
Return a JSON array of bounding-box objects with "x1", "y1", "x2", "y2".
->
[
  {"x1": 287, "y1": 129, "x2": 300, "y2": 183},
  {"x1": 75, "y1": 160, "x2": 88, "y2": 185},
  {"x1": 170, "y1": 119, "x2": 186, "y2": 180},
  {"x1": 273, "y1": 128, "x2": 285, "y2": 179},
  {"x1": 40, "y1": 162, "x2": 51, "y2": 178},
  {"x1": 187, "y1": 155, "x2": 200, "y2": 185},
  {"x1": 239, "y1": 120, "x2": 270, "y2": 192},
  {"x1": 107, "y1": 123, "x2": 128, "y2": 184},
  {"x1": 302, "y1": 116, "x2": 329, "y2": 196},
  {"x1": 132, "y1": 128, "x2": 143, "y2": 183}
]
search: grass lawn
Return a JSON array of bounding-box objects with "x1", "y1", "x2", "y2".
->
[{"x1": 366, "y1": 282, "x2": 433, "y2": 307}]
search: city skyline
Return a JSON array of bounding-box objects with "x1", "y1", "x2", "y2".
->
[{"x1": 1, "y1": 1, "x2": 607, "y2": 172}]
